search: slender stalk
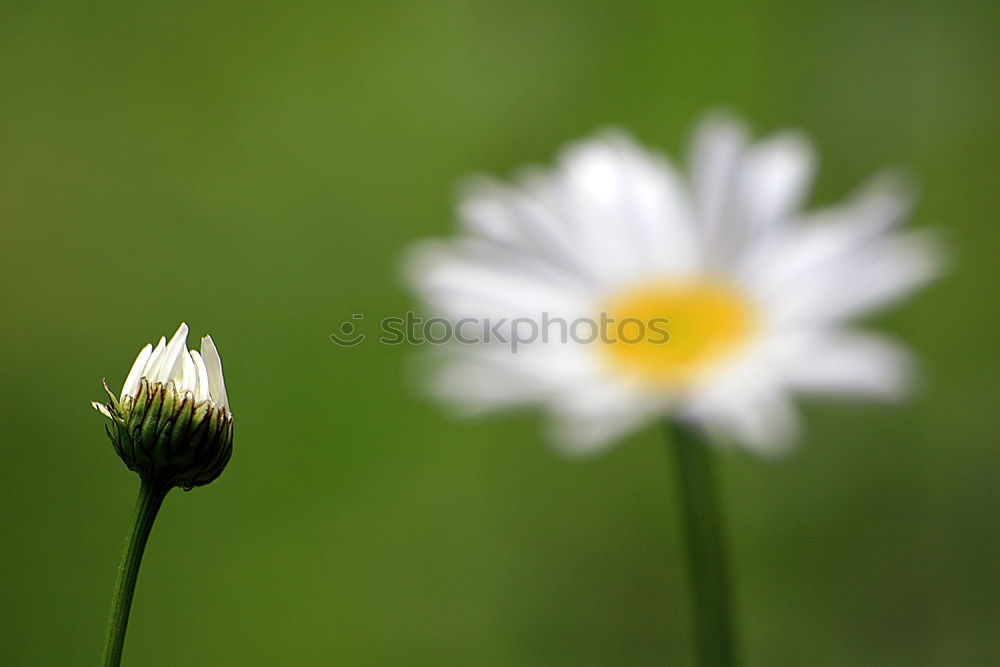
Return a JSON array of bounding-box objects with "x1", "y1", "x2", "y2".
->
[
  {"x1": 668, "y1": 421, "x2": 736, "y2": 667},
  {"x1": 103, "y1": 477, "x2": 170, "y2": 667}
]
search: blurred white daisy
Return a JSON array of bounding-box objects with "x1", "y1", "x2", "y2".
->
[{"x1": 406, "y1": 113, "x2": 942, "y2": 456}]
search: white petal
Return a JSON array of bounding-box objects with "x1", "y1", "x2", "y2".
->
[
  {"x1": 457, "y1": 179, "x2": 600, "y2": 282},
  {"x1": 736, "y1": 130, "x2": 814, "y2": 229},
  {"x1": 428, "y1": 344, "x2": 594, "y2": 410},
  {"x1": 812, "y1": 171, "x2": 915, "y2": 233},
  {"x1": 690, "y1": 114, "x2": 815, "y2": 269},
  {"x1": 547, "y1": 404, "x2": 651, "y2": 457},
  {"x1": 546, "y1": 386, "x2": 656, "y2": 457},
  {"x1": 141, "y1": 337, "x2": 167, "y2": 382},
  {"x1": 779, "y1": 330, "x2": 914, "y2": 400},
  {"x1": 200, "y1": 335, "x2": 229, "y2": 411},
  {"x1": 407, "y1": 239, "x2": 593, "y2": 336},
  {"x1": 428, "y1": 356, "x2": 543, "y2": 415},
  {"x1": 426, "y1": 342, "x2": 653, "y2": 456},
  {"x1": 154, "y1": 323, "x2": 189, "y2": 386},
  {"x1": 766, "y1": 230, "x2": 944, "y2": 325},
  {"x1": 742, "y1": 174, "x2": 914, "y2": 292},
  {"x1": 189, "y1": 349, "x2": 211, "y2": 402},
  {"x1": 684, "y1": 386, "x2": 800, "y2": 457},
  {"x1": 120, "y1": 343, "x2": 152, "y2": 400},
  {"x1": 553, "y1": 132, "x2": 700, "y2": 277},
  {"x1": 690, "y1": 112, "x2": 749, "y2": 234},
  {"x1": 458, "y1": 133, "x2": 701, "y2": 287},
  {"x1": 181, "y1": 352, "x2": 197, "y2": 395}
]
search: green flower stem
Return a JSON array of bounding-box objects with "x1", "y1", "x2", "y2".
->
[
  {"x1": 668, "y1": 421, "x2": 736, "y2": 667},
  {"x1": 103, "y1": 477, "x2": 170, "y2": 667}
]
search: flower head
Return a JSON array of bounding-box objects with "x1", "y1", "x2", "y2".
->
[
  {"x1": 93, "y1": 323, "x2": 233, "y2": 488},
  {"x1": 407, "y1": 113, "x2": 943, "y2": 456}
]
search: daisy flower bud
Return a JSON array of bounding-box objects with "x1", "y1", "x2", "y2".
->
[
  {"x1": 93, "y1": 323, "x2": 233, "y2": 490},
  {"x1": 94, "y1": 323, "x2": 234, "y2": 666}
]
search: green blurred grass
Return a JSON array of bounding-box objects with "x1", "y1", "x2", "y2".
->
[{"x1": 1, "y1": 0, "x2": 998, "y2": 664}]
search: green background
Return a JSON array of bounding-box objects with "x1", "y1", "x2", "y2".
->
[{"x1": 2, "y1": 1, "x2": 997, "y2": 664}]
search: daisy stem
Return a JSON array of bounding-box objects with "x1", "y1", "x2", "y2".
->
[
  {"x1": 102, "y1": 477, "x2": 170, "y2": 667},
  {"x1": 668, "y1": 421, "x2": 736, "y2": 667}
]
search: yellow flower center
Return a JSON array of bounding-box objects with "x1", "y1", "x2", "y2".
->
[{"x1": 599, "y1": 280, "x2": 756, "y2": 386}]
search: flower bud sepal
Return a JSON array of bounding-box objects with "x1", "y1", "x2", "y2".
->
[{"x1": 93, "y1": 377, "x2": 233, "y2": 491}]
